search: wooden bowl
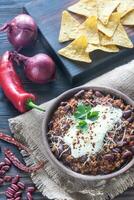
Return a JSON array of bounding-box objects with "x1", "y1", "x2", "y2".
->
[{"x1": 42, "y1": 86, "x2": 134, "y2": 185}]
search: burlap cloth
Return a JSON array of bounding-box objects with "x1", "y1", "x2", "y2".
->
[{"x1": 9, "y1": 60, "x2": 134, "y2": 200}]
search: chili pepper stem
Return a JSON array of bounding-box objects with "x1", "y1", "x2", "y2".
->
[{"x1": 27, "y1": 100, "x2": 45, "y2": 112}]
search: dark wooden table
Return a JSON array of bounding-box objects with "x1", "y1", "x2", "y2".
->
[{"x1": 0, "y1": 0, "x2": 134, "y2": 199}]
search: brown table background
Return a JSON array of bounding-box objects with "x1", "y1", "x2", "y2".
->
[{"x1": 0, "y1": 0, "x2": 134, "y2": 199}]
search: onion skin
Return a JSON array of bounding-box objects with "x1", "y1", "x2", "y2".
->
[
  {"x1": 0, "y1": 14, "x2": 37, "y2": 51},
  {"x1": 10, "y1": 52, "x2": 56, "y2": 84}
]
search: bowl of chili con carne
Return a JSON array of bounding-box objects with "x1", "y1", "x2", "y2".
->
[{"x1": 42, "y1": 86, "x2": 134, "y2": 186}]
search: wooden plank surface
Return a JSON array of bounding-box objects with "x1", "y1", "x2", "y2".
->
[
  {"x1": 0, "y1": 0, "x2": 133, "y2": 199},
  {"x1": 25, "y1": 0, "x2": 134, "y2": 83}
]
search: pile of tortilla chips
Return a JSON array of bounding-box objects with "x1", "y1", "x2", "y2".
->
[{"x1": 58, "y1": 0, "x2": 134, "y2": 63}]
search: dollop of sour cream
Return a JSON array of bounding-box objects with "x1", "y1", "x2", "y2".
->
[{"x1": 63, "y1": 105, "x2": 123, "y2": 159}]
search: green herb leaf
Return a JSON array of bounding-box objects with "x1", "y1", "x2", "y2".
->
[
  {"x1": 74, "y1": 103, "x2": 92, "y2": 120},
  {"x1": 87, "y1": 111, "x2": 99, "y2": 121},
  {"x1": 77, "y1": 120, "x2": 87, "y2": 129},
  {"x1": 74, "y1": 103, "x2": 100, "y2": 131}
]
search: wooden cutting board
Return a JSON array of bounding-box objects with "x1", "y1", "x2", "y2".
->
[{"x1": 24, "y1": 0, "x2": 134, "y2": 84}]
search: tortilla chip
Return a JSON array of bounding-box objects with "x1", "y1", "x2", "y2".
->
[
  {"x1": 68, "y1": 0, "x2": 97, "y2": 17},
  {"x1": 70, "y1": 16, "x2": 99, "y2": 45},
  {"x1": 100, "y1": 23, "x2": 133, "y2": 48},
  {"x1": 58, "y1": 35, "x2": 91, "y2": 63},
  {"x1": 121, "y1": 10, "x2": 134, "y2": 25},
  {"x1": 97, "y1": 0, "x2": 120, "y2": 25},
  {"x1": 117, "y1": 0, "x2": 134, "y2": 17},
  {"x1": 86, "y1": 43, "x2": 119, "y2": 53},
  {"x1": 98, "y1": 12, "x2": 121, "y2": 37},
  {"x1": 59, "y1": 11, "x2": 80, "y2": 43},
  {"x1": 86, "y1": 43, "x2": 119, "y2": 52}
]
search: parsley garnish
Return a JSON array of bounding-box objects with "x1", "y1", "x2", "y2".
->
[
  {"x1": 77, "y1": 120, "x2": 87, "y2": 130},
  {"x1": 74, "y1": 103, "x2": 99, "y2": 131}
]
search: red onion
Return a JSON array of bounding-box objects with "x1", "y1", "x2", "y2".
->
[
  {"x1": 11, "y1": 52, "x2": 56, "y2": 84},
  {"x1": 0, "y1": 14, "x2": 37, "y2": 51}
]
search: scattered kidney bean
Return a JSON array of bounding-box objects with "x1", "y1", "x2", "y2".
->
[
  {"x1": 5, "y1": 191, "x2": 13, "y2": 198},
  {"x1": 4, "y1": 176, "x2": 12, "y2": 182},
  {"x1": 15, "y1": 197, "x2": 21, "y2": 200},
  {"x1": 0, "y1": 162, "x2": 5, "y2": 168},
  {"x1": 27, "y1": 186, "x2": 36, "y2": 193},
  {"x1": 11, "y1": 184, "x2": 19, "y2": 191},
  {"x1": 7, "y1": 198, "x2": 14, "y2": 200},
  {"x1": 27, "y1": 191, "x2": 33, "y2": 200},
  {"x1": 14, "y1": 191, "x2": 22, "y2": 198},
  {"x1": 7, "y1": 187, "x2": 15, "y2": 195},
  {"x1": 12, "y1": 175, "x2": 20, "y2": 184},
  {"x1": 2, "y1": 165, "x2": 10, "y2": 171},
  {"x1": 4, "y1": 157, "x2": 12, "y2": 166},
  {"x1": 17, "y1": 181, "x2": 25, "y2": 190},
  {"x1": 0, "y1": 170, "x2": 6, "y2": 176}
]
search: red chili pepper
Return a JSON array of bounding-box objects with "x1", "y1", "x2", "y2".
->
[
  {"x1": 4, "y1": 148, "x2": 45, "y2": 173},
  {"x1": 0, "y1": 51, "x2": 44, "y2": 113}
]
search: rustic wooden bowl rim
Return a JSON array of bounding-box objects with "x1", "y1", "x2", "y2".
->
[{"x1": 42, "y1": 86, "x2": 134, "y2": 181}]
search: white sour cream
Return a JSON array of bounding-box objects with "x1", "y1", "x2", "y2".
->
[{"x1": 63, "y1": 105, "x2": 122, "y2": 158}]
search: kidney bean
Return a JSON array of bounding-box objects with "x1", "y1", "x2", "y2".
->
[
  {"x1": 79, "y1": 155, "x2": 88, "y2": 163},
  {"x1": 15, "y1": 197, "x2": 21, "y2": 200},
  {"x1": 62, "y1": 124, "x2": 70, "y2": 131},
  {"x1": 2, "y1": 165, "x2": 10, "y2": 171},
  {"x1": 74, "y1": 90, "x2": 85, "y2": 98},
  {"x1": 104, "y1": 154, "x2": 115, "y2": 162},
  {"x1": 11, "y1": 184, "x2": 19, "y2": 191},
  {"x1": 0, "y1": 178, "x2": 4, "y2": 185},
  {"x1": 0, "y1": 170, "x2": 6, "y2": 175},
  {"x1": 27, "y1": 192, "x2": 33, "y2": 200},
  {"x1": 128, "y1": 117, "x2": 134, "y2": 123},
  {"x1": 27, "y1": 186, "x2": 36, "y2": 193},
  {"x1": 14, "y1": 191, "x2": 22, "y2": 198},
  {"x1": 5, "y1": 191, "x2": 13, "y2": 198},
  {"x1": 112, "y1": 148, "x2": 121, "y2": 153},
  {"x1": 17, "y1": 181, "x2": 25, "y2": 190},
  {"x1": 7, "y1": 198, "x2": 14, "y2": 200},
  {"x1": 123, "y1": 110, "x2": 132, "y2": 119},
  {"x1": 95, "y1": 91, "x2": 103, "y2": 97},
  {"x1": 60, "y1": 101, "x2": 67, "y2": 106},
  {"x1": 12, "y1": 175, "x2": 20, "y2": 184},
  {"x1": 0, "y1": 162, "x2": 5, "y2": 168},
  {"x1": 122, "y1": 150, "x2": 133, "y2": 159},
  {"x1": 117, "y1": 141, "x2": 128, "y2": 147},
  {"x1": 4, "y1": 175, "x2": 12, "y2": 182},
  {"x1": 5, "y1": 157, "x2": 11, "y2": 165},
  {"x1": 7, "y1": 187, "x2": 15, "y2": 195}
]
